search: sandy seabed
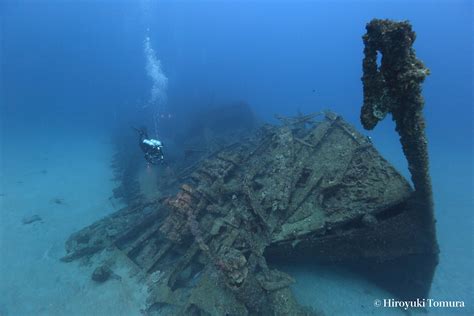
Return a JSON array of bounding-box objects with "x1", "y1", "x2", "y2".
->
[{"x1": 0, "y1": 130, "x2": 147, "y2": 316}]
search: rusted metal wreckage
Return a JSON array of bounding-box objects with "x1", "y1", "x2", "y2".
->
[{"x1": 62, "y1": 19, "x2": 438, "y2": 315}]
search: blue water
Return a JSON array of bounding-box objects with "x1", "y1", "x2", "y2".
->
[{"x1": 1, "y1": 1, "x2": 472, "y2": 315}]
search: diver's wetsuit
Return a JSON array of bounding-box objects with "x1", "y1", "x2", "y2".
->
[{"x1": 134, "y1": 128, "x2": 164, "y2": 165}]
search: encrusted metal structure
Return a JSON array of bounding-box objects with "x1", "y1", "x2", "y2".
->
[
  {"x1": 63, "y1": 111, "x2": 438, "y2": 315},
  {"x1": 361, "y1": 19, "x2": 435, "y2": 228}
]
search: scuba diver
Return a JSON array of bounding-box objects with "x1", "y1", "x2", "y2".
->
[{"x1": 133, "y1": 127, "x2": 165, "y2": 165}]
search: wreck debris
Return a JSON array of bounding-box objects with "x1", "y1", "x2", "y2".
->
[
  {"x1": 160, "y1": 184, "x2": 208, "y2": 252},
  {"x1": 62, "y1": 110, "x2": 439, "y2": 314},
  {"x1": 56, "y1": 18, "x2": 443, "y2": 313},
  {"x1": 361, "y1": 19, "x2": 435, "y2": 226},
  {"x1": 91, "y1": 265, "x2": 112, "y2": 283}
]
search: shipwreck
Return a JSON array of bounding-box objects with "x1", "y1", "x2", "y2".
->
[{"x1": 62, "y1": 19, "x2": 439, "y2": 315}]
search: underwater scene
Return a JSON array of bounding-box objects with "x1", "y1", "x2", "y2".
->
[{"x1": 1, "y1": 1, "x2": 472, "y2": 315}]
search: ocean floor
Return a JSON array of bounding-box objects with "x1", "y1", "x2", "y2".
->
[
  {"x1": 0, "y1": 129, "x2": 147, "y2": 316},
  {"x1": 0, "y1": 128, "x2": 472, "y2": 315}
]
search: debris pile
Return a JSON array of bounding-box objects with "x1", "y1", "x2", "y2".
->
[{"x1": 63, "y1": 110, "x2": 438, "y2": 314}]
